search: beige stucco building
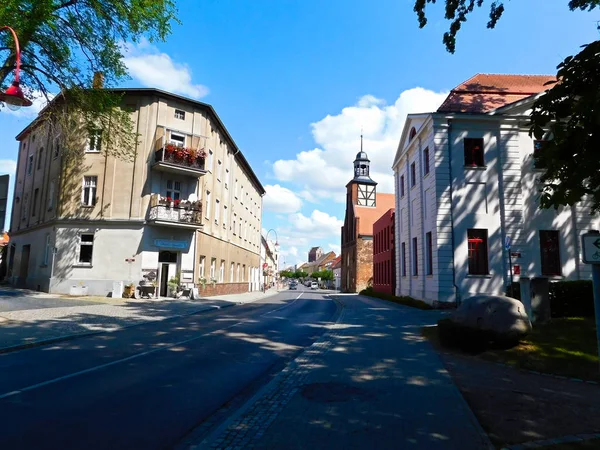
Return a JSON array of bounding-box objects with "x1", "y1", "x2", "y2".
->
[{"x1": 8, "y1": 88, "x2": 265, "y2": 296}]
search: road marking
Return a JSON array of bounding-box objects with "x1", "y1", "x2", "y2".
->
[
  {"x1": 260, "y1": 292, "x2": 303, "y2": 317},
  {"x1": 0, "y1": 321, "x2": 243, "y2": 401}
]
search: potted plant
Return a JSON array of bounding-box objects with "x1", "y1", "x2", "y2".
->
[
  {"x1": 168, "y1": 273, "x2": 181, "y2": 297},
  {"x1": 198, "y1": 276, "x2": 207, "y2": 289}
]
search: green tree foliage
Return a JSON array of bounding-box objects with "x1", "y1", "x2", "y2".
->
[
  {"x1": 414, "y1": 0, "x2": 600, "y2": 212},
  {"x1": 311, "y1": 270, "x2": 334, "y2": 281}
]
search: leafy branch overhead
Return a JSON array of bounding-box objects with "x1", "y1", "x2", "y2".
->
[{"x1": 414, "y1": 0, "x2": 600, "y2": 212}]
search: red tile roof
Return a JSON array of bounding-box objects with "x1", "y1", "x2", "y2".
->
[
  {"x1": 437, "y1": 74, "x2": 555, "y2": 113},
  {"x1": 355, "y1": 193, "x2": 395, "y2": 237}
]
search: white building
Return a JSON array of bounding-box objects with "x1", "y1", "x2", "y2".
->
[
  {"x1": 260, "y1": 236, "x2": 278, "y2": 288},
  {"x1": 392, "y1": 74, "x2": 600, "y2": 307}
]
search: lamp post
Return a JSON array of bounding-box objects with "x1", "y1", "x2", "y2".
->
[
  {"x1": 0, "y1": 26, "x2": 33, "y2": 110},
  {"x1": 264, "y1": 229, "x2": 279, "y2": 292}
]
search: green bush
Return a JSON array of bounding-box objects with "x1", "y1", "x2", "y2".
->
[
  {"x1": 550, "y1": 280, "x2": 594, "y2": 318},
  {"x1": 359, "y1": 287, "x2": 433, "y2": 310},
  {"x1": 507, "y1": 280, "x2": 594, "y2": 318}
]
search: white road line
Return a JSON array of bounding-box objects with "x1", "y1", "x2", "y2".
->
[
  {"x1": 0, "y1": 321, "x2": 243, "y2": 401},
  {"x1": 260, "y1": 292, "x2": 303, "y2": 317}
]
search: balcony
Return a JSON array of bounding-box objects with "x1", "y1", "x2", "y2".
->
[
  {"x1": 147, "y1": 194, "x2": 203, "y2": 229},
  {"x1": 153, "y1": 144, "x2": 207, "y2": 177}
]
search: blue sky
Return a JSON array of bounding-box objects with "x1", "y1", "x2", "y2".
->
[{"x1": 0, "y1": 0, "x2": 597, "y2": 267}]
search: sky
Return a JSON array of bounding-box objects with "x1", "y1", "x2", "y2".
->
[{"x1": 0, "y1": 0, "x2": 597, "y2": 268}]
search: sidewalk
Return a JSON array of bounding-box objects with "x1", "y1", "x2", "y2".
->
[
  {"x1": 0, "y1": 288, "x2": 280, "y2": 352},
  {"x1": 195, "y1": 294, "x2": 491, "y2": 450}
]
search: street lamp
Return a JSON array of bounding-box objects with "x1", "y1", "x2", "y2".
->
[
  {"x1": 0, "y1": 26, "x2": 32, "y2": 111},
  {"x1": 264, "y1": 229, "x2": 279, "y2": 291}
]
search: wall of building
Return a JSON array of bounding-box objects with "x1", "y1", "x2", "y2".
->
[
  {"x1": 355, "y1": 238, "x2": 373, "y2": 293},
  {"x1": 373, "y1": 210, "x2": 395, "y2": 296}
]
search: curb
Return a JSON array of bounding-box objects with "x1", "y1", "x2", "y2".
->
[
  {"x1": 502, "y1": 433, "x2": 600, "y2": 449},
  {"x1": 0, "y1": 301, "x2": 238, "y2": 355}
]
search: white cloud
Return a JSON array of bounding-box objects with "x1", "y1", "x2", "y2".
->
[
  {"x1": 328, "y1": 243, "x2": 341, "y2": 254},
  {"x1": 272, "y1": 87, "x2": 448, "y2": 199},
  {"x1": 287, "y1": 209, "x2": 342, "y2": 240},
  {"x1": 263, "y1": 184, "x2": 303, "y2": 213},
  {"x1": 123, "y1": 39, "x2": 209, "y2": 99}
]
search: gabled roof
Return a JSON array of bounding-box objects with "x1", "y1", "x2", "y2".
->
[
  {"x1": 331, "y1": 255, "x2": 342, "y2": 270},
  {"x1": 355, "y1": 193, "x2": 395, "y2": 237},
  {"x1": 437, "y1": 74, "x2": 554, "y2": 114}
]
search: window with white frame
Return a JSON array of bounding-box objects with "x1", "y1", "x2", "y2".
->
[
  {"x1": 174, "y1": 109, "x2": 185, "y2": 120},
  {"x1": 230, "y1": 262, "x2": 234, "y2": 282},
  {"x1": 223, "y1": 205, "x2": 228, "y2": 228},
  {"x1": 208, "y1": 150, "x2": 214, "y2": 172},
  {"x1": 217, "y1": 160, "x2": 222, "y2": 181},
  {"x1": 215, "y1": 199, "x2": 220, "y2": 224},
  {"x1": 78, "y1": 233, "x2": 94, "y2": 265},
  {"x1": 242, "y1": 264, "x2": 246, "y2": 281},
  {"x1": 43, "y1": 233, "x2": 51, "y2": 266},
  {"x1": 199, "y1": 256, "x2": 205, "y2": 278},
  {"x1": 166, "y1": 180, "x2": 181, "y2": 201},
  {"x1": 205, "y1": 190, "x2": 211, "y2": 219},
  {"x1": 87, "y1": 129, "x2": 102, "y2": 152},
  {"x1": 82, "y1": 176, "x2": 97, "y2": 206},
  {"x1": 219, "y1": 260, "x2": 225, "y2": 282},
  {"x1": 169, "y1": 132, "x2": 185, "y2": 147},
  {"x1": 210, "y1": 257, "x2": 216, "y2": 280}
]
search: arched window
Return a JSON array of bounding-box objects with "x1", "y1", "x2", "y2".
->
[{"x1": 409, "y1": 127, "x2": 417, "y2": 141}]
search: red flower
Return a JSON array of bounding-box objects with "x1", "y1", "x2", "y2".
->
[
  {"x1": 166, "y1": 197, "x2": 173, "y2": 203},
  {"x1": 174, "y1": 199, "x2": 181, "y2": 207}
]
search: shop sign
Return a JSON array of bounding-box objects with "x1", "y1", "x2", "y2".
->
[{"x1": 154, "y1": 239, "x2": 188, "y2": 250}]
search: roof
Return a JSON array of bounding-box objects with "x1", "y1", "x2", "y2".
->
[
  {"x1": 373, "y1": 208, "x2": 395, "y2": 231},
  {"x1": 305, "y1": 251, "x2": 336, "y2": 269},
  {"x1": 309, "y1": 246, "x2": 321, "y2": 253},
  {"x1": 437, "y1": 74, "x2": 555, "y2": 114},
  {"x1": 15, "y1": 88, "x2": 265, "y2": 195},
  {"x1": 355, "y1": 193, "x2": 395, "y2": 236},
  {"x1": 331, "y1": 256, "x2": 342, "y2": 270}
]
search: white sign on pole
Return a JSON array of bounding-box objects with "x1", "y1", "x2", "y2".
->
[{"x1": 582, "y1": 234, "x2": 600, "y2": 264}]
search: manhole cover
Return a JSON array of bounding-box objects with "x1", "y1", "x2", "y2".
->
[{"x1": 300, "y1": 382, "x2": 372, "y2": 403}]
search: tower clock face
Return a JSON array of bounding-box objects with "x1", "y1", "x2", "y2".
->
[{"x1": 357, "y1": 184, "x2": 376, "y2": 207}]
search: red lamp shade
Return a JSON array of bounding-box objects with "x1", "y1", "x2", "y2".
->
[{"x1": 0, "y1": 81, "x2": 33, "y2": 110}]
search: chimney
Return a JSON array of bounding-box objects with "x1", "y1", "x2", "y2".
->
[{"x1": 92, "y1": 72, "x2": 104, "y2": 89}]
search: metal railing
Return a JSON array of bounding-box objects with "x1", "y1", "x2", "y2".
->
[
  {"x1": 155, "y1": 147, "x2": 206, "y2": 171},
  {"x1": 148, "y1": 199, "x2": 203, "y2": 226}
]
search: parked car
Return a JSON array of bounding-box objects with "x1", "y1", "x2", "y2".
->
[
  {"x1": 289, "y1": 283, "x2": 297, "y2": 290},
  {"x1": 310, "y1": 282, "x2": 318, "y2": 290}
]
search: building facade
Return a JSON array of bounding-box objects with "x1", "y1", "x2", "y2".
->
[
  {"x1": 8, "y1": 88, "x2": 265, "y2": 296},
  {"x1": 373, "y1": 209, "x2": 395, "y2": 295},
  {"x1": 392, "y1": 74, "x2": 600, "y2": 306},
  {"x1": 260, "y1": 236, "x2": 278, "y2": 289},
  {"x1": 341, "y1": 140, "x2": 395, "y2": 293},
  {"x1": 308, "y1": 246, "x2": 322, "y2": 263}
]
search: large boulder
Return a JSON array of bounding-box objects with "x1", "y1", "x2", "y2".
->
[{"x1": 451, "y1": 295, "x2": 532, "y2": 344}]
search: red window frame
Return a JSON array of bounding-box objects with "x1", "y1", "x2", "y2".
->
[{"x1": 467, "y1": 229, "x2": 489, "y2": 275}]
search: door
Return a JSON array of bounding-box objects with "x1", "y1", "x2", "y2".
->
[
  {"x1": 19, "y1": 245, "x2": 31, "y2": 287},
  {"x1": 160, "y1": 263, "x2": 169, "y2": 297}
]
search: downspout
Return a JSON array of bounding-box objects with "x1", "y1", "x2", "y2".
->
[{"x1": 447, "y1": 119, "x2": 460, "y2": 304}]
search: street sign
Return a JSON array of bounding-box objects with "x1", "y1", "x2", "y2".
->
[
  {"x1": 504, "y1": 236, "x2": 511, "y2": 250},
  {"x1": 581, "y1": 234, "x2": 600, "y2": 264},
  {"x1": 262, "y1": 263, "x2": 268, "y2": 269}
]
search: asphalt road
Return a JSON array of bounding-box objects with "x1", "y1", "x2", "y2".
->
[{"x1": 0, "y1": 286, "x2": 338, "y2": 450}]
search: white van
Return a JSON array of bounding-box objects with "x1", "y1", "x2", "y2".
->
[{"x1": 310, "y1": 282, "x2": 318, "y2": 290}]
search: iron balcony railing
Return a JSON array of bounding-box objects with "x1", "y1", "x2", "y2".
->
[{"x1": 148, "y1": 194, "x2": 203, "y2": 226}]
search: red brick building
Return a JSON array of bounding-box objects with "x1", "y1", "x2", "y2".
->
[
  {"x1": 373, "y1": 209, "x2": 395, "y2": 295},
  {"x1": 341, "y1": 139, "x2": 395, "y2": 293}
]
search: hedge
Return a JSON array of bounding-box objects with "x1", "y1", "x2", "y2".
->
[
  {"x1": 359, "y1": 287, "x2": 433, "y2": 310},
  {"x1": 506, "y1": 280, "x2": 594, "y2": 318}
]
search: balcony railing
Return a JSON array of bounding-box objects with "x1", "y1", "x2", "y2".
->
[
  {"x1": 147, "y1": 194, "x2": 203, "y2": 228},
  {"x1": 153, "y1": 145, "x2": 206, "y2": 175}
]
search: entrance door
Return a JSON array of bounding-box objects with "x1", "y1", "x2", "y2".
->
[
  {"x1": 160, "y1": 263, "x2": 170, "y2": 297},
  {"x1": 19, "y1": 245, "x2": 31, "y2": 287}
]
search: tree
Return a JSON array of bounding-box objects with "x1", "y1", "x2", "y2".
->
[{"x1": 414, "y1": 1, "x2": 600, "y2": 212}]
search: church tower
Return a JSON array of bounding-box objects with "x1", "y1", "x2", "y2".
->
[{"x1": 346, "y1": 134, "x2": 377, "y2": 207}]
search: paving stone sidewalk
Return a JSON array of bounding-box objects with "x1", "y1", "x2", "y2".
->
[
  {"x1": 193, "y1": 295, "x2": 491, "y2": 450},
  {"x1": 0, "y1": 288, "x2": 280, "y2": 351}
]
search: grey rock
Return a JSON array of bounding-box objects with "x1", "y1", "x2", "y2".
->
[{"x1": 451, "y1": 295, "x2": 532, "y2": 341}]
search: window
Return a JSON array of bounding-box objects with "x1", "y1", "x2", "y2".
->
[
  {"x1": 467, "y1": 229, "x2": 489, "y2": 275},
  {"x1": 217, "y1": 160, "x2": 222, "y2": 180},
  {"x1": 409, "y1": 127, "x2": 417, "y2": 141},
  {"x1": 166, "y1": 180, "x2": 181, "y2": 201},
  {"x1": 464, "y1": 138, "x2": 484, "y2": 167},
  {"x1": 242, "y1": 264, "x2": 246, "y2": 281},
  {"x1": 208, "y1": 150, "x2": 214, "y2": 171},
  {"x1": 225, "y1": 169, "x2": 229, "y2": 189},
  {"x1": 233, "y1": 214, "x2": 237, "y2": 234},
  {"x1": 199, "y1": 256, "x2": 205, "y2": 278},
  {"x1": 423, "y1": 147, "x2": 430, "y2": 176},
  {"x1": 410, "y1": 162, "x2": 416, "y2": 187},
  {"x1": 32, "y1": 189, "x2": 39, "y2": 217},
  {"x1": 215, "y1": 199, "x2": 220, "y2": 224},
  {"x1": 426, "y1": 232, "x2": 433, "y2": 275},
  {"x1": 169, "y1": 132, "x2": 185, "y2": 147},
  {"x1": 533, "y1": 140, "x2": 547, "y2": 169},
  {"x1": 230, "y1": 263, "x2": 234, "y2": 282},
  {"x1": 37, "y1": 148, "x2": 44, "y2": 170},
  {"x1": 223, "y1": 205, "x2": 228, "y2": 228},
  {"x1": 78, "y1": 234, "x2": 94, "y2": 265},
  {"x1": 174, "y1": 109, "x2": 185, "y2": 120},
  {"x1": 210, "y1": 258, "x2": 216, "y2": 280},
  {"x1": 237, "y1": 263, "x2": 240, "y2": 282},
  {"x1": 205, "y1": 190, "x2": 211, "y2": 219},
  {"x1": 239, "y1": 221, "x2": 242, "y2": 236},
  {"x1": 27, "y1": 155, "x2": 33, "y2": 175},
  {"x1": 82, "y1": 176, "x2": 97, "y2": 206},
  {"x1": 244, "y1": 220, "x2": 248, "y2": 240},
  {"x1": 87, "y1": 129, "x2": 102, "y2": 152},
  {"x1": 219, "y1": 260, "x2": 225, "y2": 282},
  {"x1": 43, "y1": 234, "x2": 51, "y2": 266},
  {"x1": 412, "y1": 237, "x2": 418, "y2": 276},
  {"x1": 540, "y1": 230, "x2": 561, "y2": 276},
  {"x1": 235, "y1": 179, "x2": 238, "y2": 198},
  {"x1": 48, "y1": 180, "x2": 55, "y2": 210},
  {"x1": 400, "y1": 175, "x2": 405, "y2": 197},
  {"x1": 240, "y1": 185, "x2": 244, "y2": 203}
]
